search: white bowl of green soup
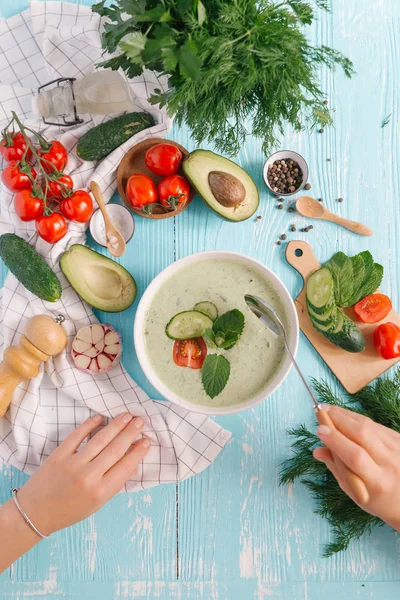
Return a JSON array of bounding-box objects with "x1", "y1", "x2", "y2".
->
[{"x1": 134, "y1": 252, "x2": 299, "y2": 415}]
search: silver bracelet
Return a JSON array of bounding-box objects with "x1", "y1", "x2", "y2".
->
[{"x1": 11, "y1": 488, "x2": 49, "y2": 540}]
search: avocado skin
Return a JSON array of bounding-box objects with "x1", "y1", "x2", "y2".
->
[
  {"x1": 182, "y1": 150, "x2": 259, "y2": 222},
  {"x1": 60, "y1": 245, "x2": 137, "y2": 312}
]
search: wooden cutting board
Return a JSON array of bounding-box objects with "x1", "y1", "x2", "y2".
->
[{"x1": 286, "y1": 240, "x2": 400, "y2": 393}]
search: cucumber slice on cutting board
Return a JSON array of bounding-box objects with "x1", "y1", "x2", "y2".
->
[
  {"x1": 306, "y1": 267, "x2": 334, "y2": 314},
  {"x1": 307, "y1": 301, "x2": 336, "y2": 323},
  {"x1": 166, "y1": 310, "x2": 214, "y2": 340},
  {"x1": 193, "y1": 301, "x2": 218, "y2": 321}
]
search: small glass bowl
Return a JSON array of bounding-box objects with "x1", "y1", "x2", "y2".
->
[
  {"x1": 263, "y1": 150, "x2": 309, "y2": 197},
  {"x1": 89, "y1": 204, "x2": 135, "y2": 247}
]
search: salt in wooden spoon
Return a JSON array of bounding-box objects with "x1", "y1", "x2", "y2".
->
[
  {"x1": 90, "y1": 181, "x2": 126, "y2": 257},
  {"x1": 296, "y1": 196, "x2": 373, "y2": 236}
]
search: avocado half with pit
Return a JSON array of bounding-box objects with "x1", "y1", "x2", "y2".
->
[
  {"x1": 182, "y1": 149, "x2": 259, "y2": 222},
  {"x1": 60, "y1": 245, "x2": 137, "y2": 312}
]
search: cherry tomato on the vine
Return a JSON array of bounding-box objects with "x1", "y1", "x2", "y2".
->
[
  {"x1": 1, "y1": 161, "x2": 37, "y2": 192},
  {"x1": 60, "y1": 190, "x2": 93, "y2": 223},
  {"x1": 158, "y1": 174, "x2": 190, "y2": 209},
  {"x1": 38, "y1": 140, "x2": 68, "y2": 174},
  {"x1": 14, "y1": 189, "x2": 44, "y2": 222},
  {"x1": 36, "y1": 212, "x2": 67, "y2": 244},
  {"x1": 145, "y1": 143, "x2": 183, "y2": 176},
  {"x1": 46, "y1": 174, "x2": 74, "y2": 199},
  {"x1": 0, "y1": 132, "x2": 32, "y2": 163}
]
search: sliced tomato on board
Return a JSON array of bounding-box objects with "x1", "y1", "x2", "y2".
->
[
  {"x1": 354, "y1": 293, "x2": 392, "y2": 324},
  {"x1": 173, "y1": 337, "x2": 207, "y2": 370}
]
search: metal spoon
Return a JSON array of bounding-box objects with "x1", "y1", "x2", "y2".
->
[
  {"x1": 90, "y1": 181, "x2": 126, "y2": 257},
  {"x1": 296, "y1": 195, "x2": 373, "y2": 236},
  {"x1": 244, "y1": 293, "x2": 369, "y2": 505}
]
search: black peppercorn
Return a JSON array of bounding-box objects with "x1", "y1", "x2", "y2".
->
[
  {"x1": 277, "y1": 204, "x2": 283, "y2": 210},
  {"x1": 281, "y1": 234, "x2": 287, "y2": 240},
  {"x1": 304, "y1": 183, "x2": 311, "y2": 190},
  {"x1": 319, "y1": 128, "x2": 324, "y2": 133},
  {"x1": 290, "y1": 225, "x2": 296, "y2": 232},
  {"x1": 338, "y1": 197, "x2": 344, "y2": 203},
  {"x1": 288, "y1": 206, "x2": 295, "y2": 213}
]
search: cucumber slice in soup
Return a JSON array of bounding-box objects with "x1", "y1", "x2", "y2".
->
[
  {"x1": 166, "y1": 310, "x2": 214, "y2": 340},
  {"x1": 306, "y1": 268, "x2": 334, "y2": 313},
  {"x1": 193, "y1": 301, "x2": 218, "y2": 321}
]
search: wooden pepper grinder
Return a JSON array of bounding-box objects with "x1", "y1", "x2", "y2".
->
[{"x1": 0, "y1": 314, "x2": 67, "y2": 418}]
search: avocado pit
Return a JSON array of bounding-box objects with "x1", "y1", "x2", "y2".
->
[{"x1": 208, "y1": 171, "x2": 246, "y2": 208}]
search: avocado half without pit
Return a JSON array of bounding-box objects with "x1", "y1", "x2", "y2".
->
[
  {"x1": 60, "y1": 245, "x2": 137, "y2": 312},
  {"x1": 182, "y1": 150, "x2": 259, "y2": 222}
]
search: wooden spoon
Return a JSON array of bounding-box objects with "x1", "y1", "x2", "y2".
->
[
  {"x1": 296, "y1": 196, "x2": 373, "y2": 236},
  {"x1": 90, "y1": 181, "x2": 126, "y2": 257}
]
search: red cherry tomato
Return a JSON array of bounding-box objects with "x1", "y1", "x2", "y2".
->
[
  {"x1": 374, "y1": 322, "x2": 400, "y2": 360},
  {"x1": 1, "y1": 161, "x2": 37, "y2": 192},
  {"x1": 126, "y1": 174, "x2": 158, "y2": 209},
  {"x1": 158, "y1": 174, "x2": 190, "y2": 209},
  {"x1": 354, "y1": 293, "x2": 392, "y2": 324},
  {"x1": 36, "y1": 213, "x2": 67, "y2": 244},
  {"x1": 0, "y1": 132, "x2": 32, "y2": 163},
  {"x1": 145, "y1": 143, "x2": 182, "y2": 176},
  {"x1": 47, "y1": 174, "x2": 74, "y2": 199},
  {"x1": 38, "y1": 140, "x2": 68, "y2": 174},
  {"x1": 60, "y1": 190, "x2": 93, "y2": 223},
  {"x1": 14, "y1": 190, "x2": 44, "y2": 222},
  {"x1": 173, "y1": 338, "x2": 207, "y2": 370}
]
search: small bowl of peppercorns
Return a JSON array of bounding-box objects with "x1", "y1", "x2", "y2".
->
[{"x1": 263, "y1": 150, "x2": 309, "y2": 197}]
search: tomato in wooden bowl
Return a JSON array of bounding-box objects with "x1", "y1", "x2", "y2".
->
[{"x1": 116, "y1": 138, "x2": 194, "y2": 220}]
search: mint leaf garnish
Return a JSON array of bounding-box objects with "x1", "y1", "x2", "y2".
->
[
  {"x1": 212, "y1": 309, "x2": 244, "y2": 350},
  {"x1": 203, "y1": 328, "x2": 216, "y2": 348},
  {"x1": 201, "y1": 355, "x2": 230, "y2": 398}
]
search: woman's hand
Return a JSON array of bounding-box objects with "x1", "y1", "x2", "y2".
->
[
  {"x1": 313, "y1": 405, "x2": 400, "y2": 530},
  {"x1": 16, "y1": 412, "x2": 150, "y2": 536}
]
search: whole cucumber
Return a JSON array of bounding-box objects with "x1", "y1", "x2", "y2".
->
[
  {"x1": 77, "y1": 112, "x2": 155, "y2": 161},
  {"x1": 0, "y1": 233, "x2": 62, "y2": 302}
]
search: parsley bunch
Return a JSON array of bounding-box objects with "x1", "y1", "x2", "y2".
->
[
  {"x1": 279, "y1": 372, "x2": 400, "y2": 557},
  {"x1": 92, "y1": 0, "x2": 354, "y2": 156}
]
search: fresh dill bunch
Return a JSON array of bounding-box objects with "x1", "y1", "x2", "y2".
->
[
  {"x1": 92, "y1": 0, "x2": 354, "y2": 156},
  {"x1": 279, "y1": 371, "x2": 400, "y2": 557}
]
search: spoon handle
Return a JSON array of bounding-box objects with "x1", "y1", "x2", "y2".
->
[
  {"x1": 315, "y1": 409, "x2": 370, "y2": 505},
  {"x1": 90, "y1": 181, "x2": 114, "y2": 230},
  {"x1": 324, "y1": 212, "x2": 373, "y2": 236},
  {"x1": 282, "y1": 334, "x2": 370, "y2": 505}
]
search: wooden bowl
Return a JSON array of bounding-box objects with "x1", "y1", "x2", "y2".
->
[{"x1": 116, "y1": 138, "x2": 194, "y2": 219}]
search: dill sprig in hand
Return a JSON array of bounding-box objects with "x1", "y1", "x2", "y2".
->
[
  {"x1": 279, "y1": 372, "x2": 400, "y2": 557},
  {"x1": 92, "y1": 0, "x2": 354, "y2": 156}
]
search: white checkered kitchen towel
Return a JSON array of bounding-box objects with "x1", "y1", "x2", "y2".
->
[{"x1": 0, "y1": 1, "x2": 231, "y2": 491}]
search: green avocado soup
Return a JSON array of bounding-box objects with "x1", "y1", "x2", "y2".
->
[{"x1": 143, "y1": 259, "x2": 288, "y2": 408}]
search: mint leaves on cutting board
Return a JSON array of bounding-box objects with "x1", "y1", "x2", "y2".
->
[
  {"x1": 306, "y1": 250, "x2": 384, "y2": 353},
  {"x1": 201, "y1": 355, "x2": 231, "y2": 399},
  {"x1": 325, "y1": 250, "x2": 383, "y2": 308}
]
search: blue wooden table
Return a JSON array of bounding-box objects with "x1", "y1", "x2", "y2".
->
[{"x1": 1, "y1": 1, "x2": 399, "y2": 598}]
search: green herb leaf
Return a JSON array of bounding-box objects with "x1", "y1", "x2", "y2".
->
[
  {"x1": 178, "y1": 39, "x2": 201, "y2": 81},
  {"x1": 119, "y1": 33, "x2": 147, "y2": 65},
  {"x1": 381, "y1": 114, "x2": 392, "y2": 128},
  {"x1": 212, "y1": 309, "x2": 245, "y2": 350},
  {"x1": 201, "y1": 355, "x2": 230, "y2": 398},
  {"x1": 197, "y1": 0, "x2": 206, "y2": 26},
  {"x1": 203, "y1": 328, "x2": 217, "y2": 348},
  {"x1": 349, "y1": 255, "x2": 365, "y2": 301},
  {"x1": 325, "y1": 252, "x2": 353, "y2": 307}
]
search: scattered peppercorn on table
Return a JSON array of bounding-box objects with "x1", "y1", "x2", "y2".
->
[{"x1": 1, "y1": 0, "x2": 400, "y2": 599}]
